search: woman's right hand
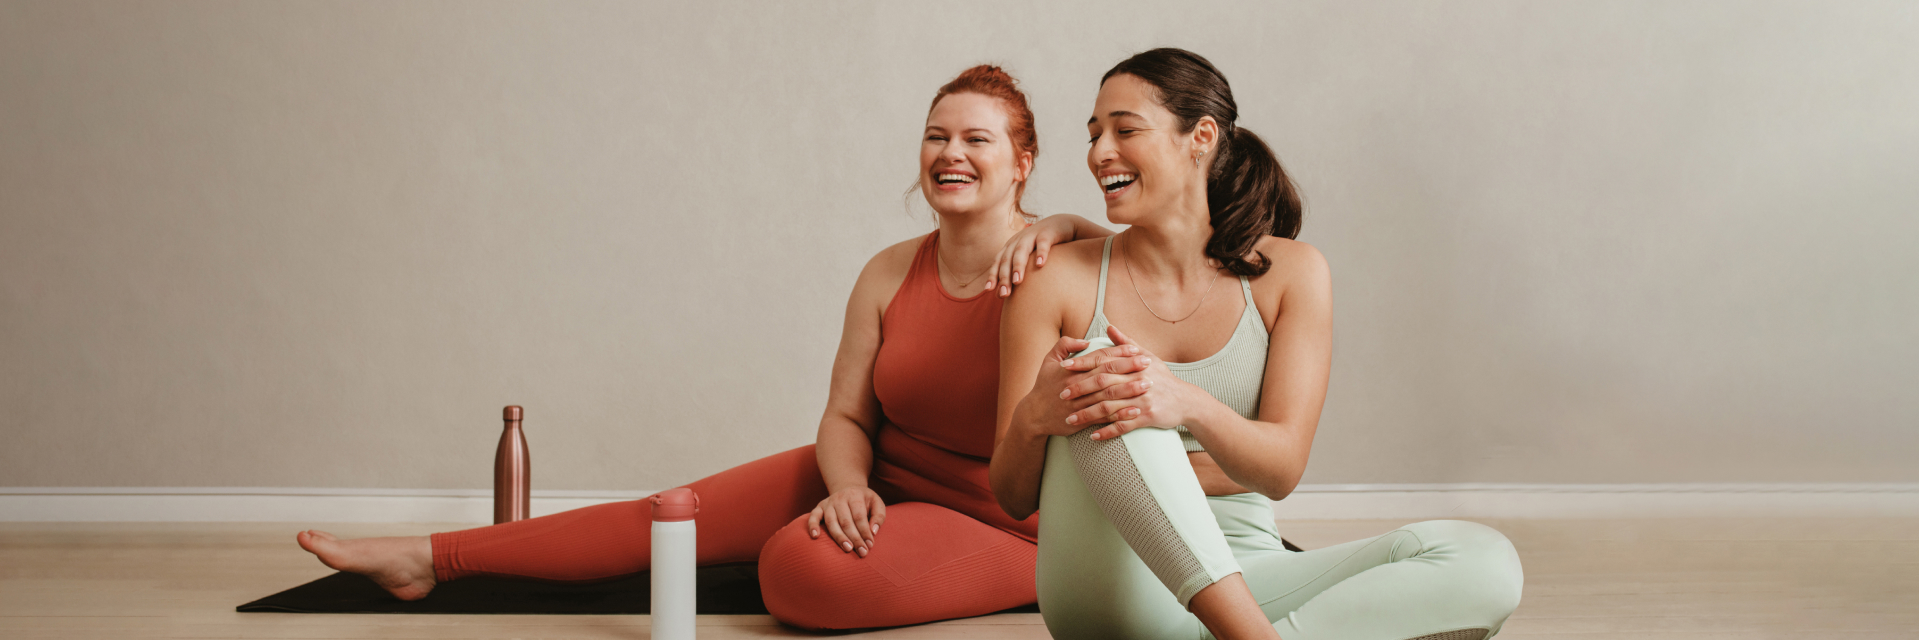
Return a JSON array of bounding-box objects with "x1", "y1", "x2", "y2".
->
[
  {"x1": 1013, "y1": 336, "x2": 1155, "y2": 439},
  {"x1": 806, "y1": 486, "x2": 886, "y2": 557},
  {"x1": 987, "y1": 214, "x2": 1086, "y2": 297}
]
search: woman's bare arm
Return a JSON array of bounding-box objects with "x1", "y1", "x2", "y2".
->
[
  {"x1": 1188, "y1": 454, "x2": 1253, "y2": 496},
  {"x1": 989, "y1": 241, "x2": 1151, "y2": 518},
  {"x1": 807, "y1": 240, "x2": 914, "y2": 552},
  {"x1": 989, "y1": 257, "x2": 1073, "y2": 520},
  {"x1": 1176, "y1": 240, "x2": 1332, "y2": 499}
]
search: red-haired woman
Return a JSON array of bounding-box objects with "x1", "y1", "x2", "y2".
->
[{"x1": 294, "y1": 65, "x2": 1111, "y2": 629}]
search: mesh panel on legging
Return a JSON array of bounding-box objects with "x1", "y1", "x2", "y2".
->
[
  {"x1": 1065, "y1": 428, "x2": 1214, "y2": 601},
  {"x1": 1406, "y1": 629, "x2": 1489, "y2": 640}
]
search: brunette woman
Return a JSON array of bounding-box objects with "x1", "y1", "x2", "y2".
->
[
  {"x1": 993, "y1": 49, "x2": 1524, "y2": 640},
  {"x1": 297, "y1": 64, "x2": 1111, "y2": 630}
]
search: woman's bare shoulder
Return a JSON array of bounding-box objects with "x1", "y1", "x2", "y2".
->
[
  {"x1": 864, "y1": 234, "x2": 926, "y2": 276},
  {"x1": 1047, "y1": 236, "x2": 1113, "y2": 273},
  {"x1": 1013, "y1": 236, "x2": 1105, "y2": 295},
  {"x1": 1251, "y1": 236, "x2": 1328, "y2": 282},
  {"x1": 1248, "y1": 236, "x2": 1330, "y2": 324},
  {"x1": 1002, "y1": 237, "x2": 1104, "y2": 338},
  {"x1": 849, "y1": 233, "x2": 929, "y2": 312}
]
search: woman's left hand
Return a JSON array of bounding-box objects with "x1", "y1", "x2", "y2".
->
[{"x1": 1060, "y1": 325, "x2": 1215, "y2": 441}]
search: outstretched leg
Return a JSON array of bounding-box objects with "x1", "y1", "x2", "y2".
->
[
  {"x1": 296, "y1": 529, "x2": 435, "y2": 600},
  {"x1": 296, "y1": 445, "x2": 828, "y2": 598}
]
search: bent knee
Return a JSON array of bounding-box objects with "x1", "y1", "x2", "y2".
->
[
  {"x1": 758, "y1": 509, "x2": 1036, "y2": 630},
  {"x1": 757, "y1": 516, "x2": 857, "y2": 629},
  {"x1": 1420, "y1": 517, "x2": 1519, "y2": 609},
  {"x1": 1404, "y1": 520, "x2": 1524, "y2": 613},
  {"x1": 1404, "y1": 519, "x2": 1512, "y2": 549},
  {"x1": 759, "y1": 516, "x2": 927, "y2": 630}
]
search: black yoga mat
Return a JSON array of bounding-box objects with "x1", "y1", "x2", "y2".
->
[
  {"x1": 238, "y1": 563, "x2": 1041, "y2": 615},
  {"x1": 240, "y1": 542, "x2": 1302, "y2": 615}
]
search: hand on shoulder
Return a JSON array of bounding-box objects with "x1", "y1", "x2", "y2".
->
[{"x1": 1005, "y1": 236, "x2": 1108, "y2": 293}]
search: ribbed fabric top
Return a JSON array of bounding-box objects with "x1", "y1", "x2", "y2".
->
[
  {"x1": 873, "y1": 230, "x2": 1004, "y2": 459},
  {"x1": 868, "y1": 230, "x2": 1039, "y2": 542},
  {"x1": 1084, "y1": 237, "x2": 1268, "y2": 452}
]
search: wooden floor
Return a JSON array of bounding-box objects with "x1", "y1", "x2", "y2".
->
[{"x1": 1, "y1": 518, "x2": 1912, "y2": 639}]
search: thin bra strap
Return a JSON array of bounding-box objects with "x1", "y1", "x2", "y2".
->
[
  {"x1": 1236, "y1": 274, "x2": 1266, "y2": 334},
  {"x1": 1093, "y1": 237, "x2": 1115, "y2": 320}
]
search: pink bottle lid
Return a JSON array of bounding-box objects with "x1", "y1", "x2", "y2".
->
[{"x1": 650, "y1": 488, "x2": 699, "y2": 522}]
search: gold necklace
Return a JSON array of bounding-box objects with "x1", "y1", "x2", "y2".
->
[
  {"x1": 1122, "y1": 235, "x2": 1222, "y2": 324},
  {"x1": 937, "y1": 242, "x2": 993, "y2": 289}
]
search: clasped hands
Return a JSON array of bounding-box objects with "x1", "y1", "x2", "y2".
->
[{"x1": 1019, "y1": 326, "x2": 1206, "y2": 442}]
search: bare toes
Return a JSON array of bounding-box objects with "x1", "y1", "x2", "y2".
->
[{"x1": 295, "y1": 531, "x2": 322, "y2": 553}]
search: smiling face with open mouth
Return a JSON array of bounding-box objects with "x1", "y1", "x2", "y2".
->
[
  {"x1": 1086, "y1": 73, "x2": 1214, "y2": 226},
  {"x1": 920, "y1": 92, "x2": 1029, "y2": 220}
]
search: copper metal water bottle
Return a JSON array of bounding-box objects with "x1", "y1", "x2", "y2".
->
[{"x1": 493, "y1": 405, "x2": 530, "y2": 524}]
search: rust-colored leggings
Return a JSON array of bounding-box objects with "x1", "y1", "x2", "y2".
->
[{"x1": 429, "y1": 446, "x2": 1036, "y2": 629}]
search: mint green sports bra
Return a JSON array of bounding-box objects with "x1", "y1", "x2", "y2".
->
[{"x1": 1079, "y1": 237, "x2": 1269, "y2": 453}]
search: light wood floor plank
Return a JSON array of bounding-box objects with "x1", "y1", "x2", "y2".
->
[{"x1": 2, "y1": 518, "x2": 1911, "y2": 638}]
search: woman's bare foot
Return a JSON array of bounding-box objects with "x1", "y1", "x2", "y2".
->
[{"x1": 296, "y1": 530, "x2": 438, "y2": 601}]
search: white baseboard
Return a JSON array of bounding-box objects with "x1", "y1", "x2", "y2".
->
[
  {"x1": 1, "y1": 484, "x2": 1914, "y2": 523},
  {"x1": 1271, "y1": 483, "x2": 1919, "y2": 520},
  {"x1": 0, "y1": 487, "x2": 653, "y2": 523}
]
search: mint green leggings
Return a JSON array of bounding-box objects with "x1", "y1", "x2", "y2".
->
[{"x1": 1036, "y1": 427, "x2": 1525, "y2": 640}]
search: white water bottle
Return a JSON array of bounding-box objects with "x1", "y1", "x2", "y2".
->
[{"x1": 649, "y1": 488, "x2": 698, "y2": 640}]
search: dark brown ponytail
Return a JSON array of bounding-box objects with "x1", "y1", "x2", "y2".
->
[{"x1": 1103, "y1": 48, "x2": 1303, "y2": 276}]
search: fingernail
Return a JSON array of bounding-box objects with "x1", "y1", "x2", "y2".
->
[
  {"x1": 1061, "y1": 359, "x2": 1074, "y2": 368},
  {"x1": 1090, "y1": 432, "x2": 1102, "y2": 440},
  {"x1": 810, "y1": 529, "x2": 818, "y2": 537},
  {"x1": 1014, "y1": 272, "x2": 1022, "y2": 283},
  {"x1": 1066, "y1": 414, "x2": 1079, "y2": 425},
  {"x1": 1126, "y1": 346, "x2": 1139, "y2": 355},
  {"x1": 843, "y1": 542, "x2": 853, "y2": 551},
  {"x1": 1060, "y1": 388, "x2": 1071, "y2": 399},
  {"x1": 1037, "y1": 256, "x2": 1045, "y2": 265},
  {"x1": 1000, "y1": 286, "x2": 1009, "y2": 295},
  {"x1": 857, "y1": 547, "x2": 868, "y2": 557},
  {"x1": 872, "y1": 525, "x2": 879, "y2": 534},
  {"x1": 1140, "y1": 380, "x2": 1152, "y2": 389},
  {"x1": 984, "y1": 280, "x2": 993, "y2": 289}
]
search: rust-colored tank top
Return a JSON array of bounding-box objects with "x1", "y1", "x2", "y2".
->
[{"x1": 868, "y1": 231, "x2": 1035, "y2": 541}]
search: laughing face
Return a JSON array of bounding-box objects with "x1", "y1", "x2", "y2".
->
[
  {"x1": 1086, "y1": 73, "x2": 1216, "y2": 225},
  {"x1": 920, "y1": 92, "x2": 1030, "y2": 219}
]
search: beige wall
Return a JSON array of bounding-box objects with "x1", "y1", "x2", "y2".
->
[{"x1": 2, "y1": 1, "x2": 1913, "y2": 491}]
